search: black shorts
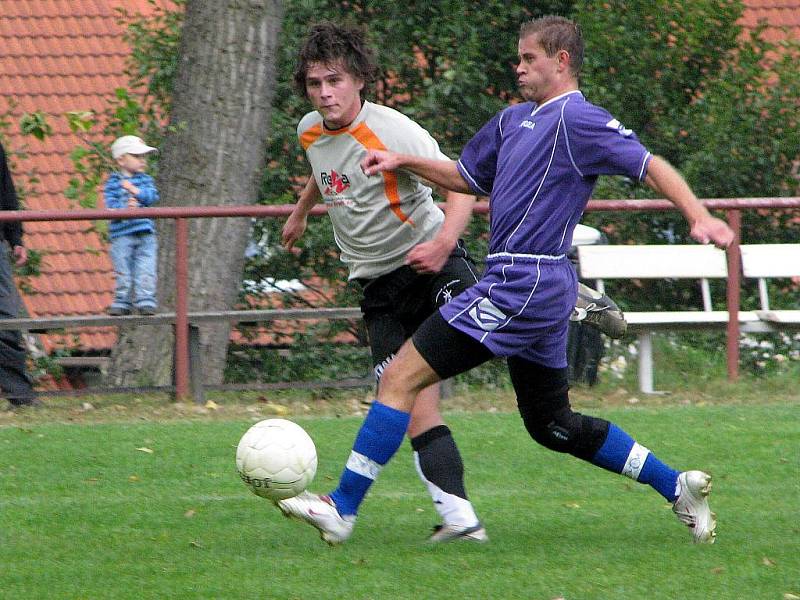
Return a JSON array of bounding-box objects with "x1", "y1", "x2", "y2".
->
[
  {"x1": 413, "y1": 312, "x2": 563, "y2": 387},
  {"x1": 412, "y1": 310, "x2": 495, "y2": 380},
  {"x1": 358, "y1": 241, "x2": 480, "y2": 379}
]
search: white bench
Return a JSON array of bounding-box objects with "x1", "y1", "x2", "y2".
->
[
  {"x1": 577, "y1": 244, "x2": 759, "y2": 393},
  {"x1": 740, "y1": 244, "x2": 800, "y2": 329}
]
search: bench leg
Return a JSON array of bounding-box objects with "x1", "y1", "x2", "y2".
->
[{"x1": 638, "y1": 332, "x2": 655, "y2": 394}]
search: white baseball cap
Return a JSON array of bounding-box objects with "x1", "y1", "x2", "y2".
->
[{"x1": 111, "y1": 135, "x2": 158, "y2": 159}]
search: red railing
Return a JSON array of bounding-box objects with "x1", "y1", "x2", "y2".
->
[{"x1": 2, "y1": 197, "x2": 799, "y2": 398}]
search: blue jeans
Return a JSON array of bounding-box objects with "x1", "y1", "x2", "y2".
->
[{"x1": 110, "y1": 232, "x2": 158, "y2": 310}]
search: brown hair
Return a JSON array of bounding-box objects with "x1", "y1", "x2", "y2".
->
[
  {"x1": 520, "y1": 16, "x2": 584, "y2": 77},
  {"x1": 293, "y1": 21, "x2": 379, "y2": 99}
]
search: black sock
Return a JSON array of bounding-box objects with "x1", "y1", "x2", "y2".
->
[{"x1": 411, "y1": 425, "x2": 468, "y2": 499}]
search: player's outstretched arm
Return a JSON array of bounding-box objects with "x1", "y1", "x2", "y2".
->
[
  {"x1": 361, "y1": 150, "x2": 473, "y2": 194},
  {"x1": 282, "y1": 176, "x2": 321, "y2": 250},
  {"x1": 645, "y1": 155, "x2": 734, "y2": 249},
  {"x1": 406, "y1": 190, "x2": 477, "y2": 274}
]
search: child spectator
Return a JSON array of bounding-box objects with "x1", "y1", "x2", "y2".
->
[{"x1": 105, "y1": 135, "x2": 160, "y2": 316}]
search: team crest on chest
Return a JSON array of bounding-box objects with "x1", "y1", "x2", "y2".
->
[{"x1": 321, "y1": 170, "x2": 351, "y2": 195}]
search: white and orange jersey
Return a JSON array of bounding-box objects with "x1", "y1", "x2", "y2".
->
[{"x1": 298, "y1": 101, "x2": 448, "y2": 280}]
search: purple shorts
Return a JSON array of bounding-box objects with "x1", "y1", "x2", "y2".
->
[{"x1": 438, "y1": 254, "x2": 577, "y2": 368}]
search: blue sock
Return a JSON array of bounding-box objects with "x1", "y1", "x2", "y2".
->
[
  {"x1": 592, "y1": 424, "x2": 680, "y2": 502},
  {"x1": 329, "y1": 400, "x2": 410, "y2": 516}
]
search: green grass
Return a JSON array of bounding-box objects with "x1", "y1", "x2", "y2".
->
[{"x1": 1, "y1": 404, "x2": 799, "y2": 600}]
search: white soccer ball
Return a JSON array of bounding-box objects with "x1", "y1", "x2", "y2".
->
[{"x1": 235, "y1": 418, "x2": 317, "y2": 501}]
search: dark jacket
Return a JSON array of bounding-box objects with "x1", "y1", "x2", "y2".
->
[{"x1": 0, "y1": 143, "x2": 22, "y2": 248}]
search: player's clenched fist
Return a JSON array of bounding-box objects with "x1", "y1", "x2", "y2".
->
[{"x1": 361, "y1": 149, "x2": 403, "y2": 176}]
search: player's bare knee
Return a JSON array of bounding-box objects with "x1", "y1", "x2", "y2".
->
[{"x1": 378, "y1": 360, "x2": 428, "y2": 412}]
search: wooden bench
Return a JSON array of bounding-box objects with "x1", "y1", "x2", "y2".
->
[
  {"x1": 740, "y1": 243, "x2": 800, "y2": 329},
  {"x1": 577, "y1": 244, "x2": 759, "y2": 393}
]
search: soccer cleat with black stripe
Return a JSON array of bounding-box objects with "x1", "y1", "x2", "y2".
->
[
  {"x1": 571, "y1": 282, "x2": 627, "y2": 339},
  {"x1": 428, "y1": 522, "x2": 488, "y2": 543}
]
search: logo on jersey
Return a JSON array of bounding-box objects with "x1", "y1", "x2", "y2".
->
[
  {"x1": 605, "y1": 118, "x2": 633, "y2": 137},
  {"x1": 520, "y1": 120, "x2": 536, "y2": 130},
  {"x1": 468, "y1": 298, "x2": 507, "y2": 331},
  {"x1": 321, "y1": 170, "x2": 351, "y2": 195}
]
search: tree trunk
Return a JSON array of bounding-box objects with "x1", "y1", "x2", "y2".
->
[{"x1": 107, "y1": 0, "x2": 284, "y2": 388}]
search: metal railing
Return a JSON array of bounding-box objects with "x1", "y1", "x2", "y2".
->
[{"x1": 2, "y1": 197, "x2": 799, "y2": 399}]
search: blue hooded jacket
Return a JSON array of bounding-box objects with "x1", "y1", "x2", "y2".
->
[{"x1": 103, "y1": 172, "x2": 160, "y2": 239}]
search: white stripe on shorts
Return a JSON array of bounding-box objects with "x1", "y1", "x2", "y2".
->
[{"x1": 486, "y1": 251, "x2": 565, "y2": 261}]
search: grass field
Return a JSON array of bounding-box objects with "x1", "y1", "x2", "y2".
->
[{"x1": 1, "y1": 399, "x2": 798, "y2": 600}]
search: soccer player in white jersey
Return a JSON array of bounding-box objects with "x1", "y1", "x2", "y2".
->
[
  {"x1": 279, "y1": 16, "x2": 729, "y2": 545},
  {"x1": 280, "y1": 21, "x2": 487, "y2": 542}
]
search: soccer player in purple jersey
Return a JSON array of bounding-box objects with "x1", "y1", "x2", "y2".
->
[{"x1": 278, "y1": 15, "x2": 730, "y2": 545}]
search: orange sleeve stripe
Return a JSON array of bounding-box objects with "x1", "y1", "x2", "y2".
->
[
  {"x1": 349, "y1": 122, "x2": 414, "y2": 226},
  {"x1": 299, "y1": 123, "x2": 323, "y2": 151}
]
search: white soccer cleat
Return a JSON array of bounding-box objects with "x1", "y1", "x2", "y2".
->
[
  {"x1": 571, "y1": 282, "x2": 627, "y2": 339},
  {"x1": 276, "y1": 491, "x2": 354, "y2": 545},
  {"x1": 428, "y1": 522, "x2": 489, "y2": 543},
  {"x1": 672, "y1": 471, "x2": 717, "y2": 543}
]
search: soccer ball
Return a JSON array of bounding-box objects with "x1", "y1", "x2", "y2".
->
[{"x1": 235, "y1": 418, "x2": 317, "y2": 501}]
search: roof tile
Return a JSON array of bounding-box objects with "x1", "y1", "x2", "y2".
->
[{"x1": 1, "y1": 0, "x2": 176, "y2": 354}]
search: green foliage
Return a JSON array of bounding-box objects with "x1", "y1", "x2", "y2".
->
[
  {"x1": 118, "y1": 0, "x2": 184, "y2": 112},
  {"x1": 577, "y1": 0, "x2": 743, "y2": 160},
  {"x1": 19, "y1": 111, "x2": 53, "y2": 141},
  {"x1": 738, "y1": 332, "x2": 800, "y2": 376},
  {"x1": 578, "y1": 2, "x2": 800, "y2": 243},
  {"x1": 599, "y1": 331, "x2": 800, "y2": 392},
  {"x1": 682, "y1": 25, "x2": 800, "y2": 201},
  {"x1": 30, "y1": 351, "x2": 66, "y2": 381},
  {"x1": 12, "y1": 247, "x2": 43, "y2": 295},
  {"x1": 224, "y1": 340, "x2": 371, "y2": 383}
]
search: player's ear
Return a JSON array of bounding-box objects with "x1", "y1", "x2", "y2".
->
[{"x1": 557, "y1": 49, "x2": 571, "y2": 73}]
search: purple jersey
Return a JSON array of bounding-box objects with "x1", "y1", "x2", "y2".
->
[
  {"x1": 456, "y1": 91, "x2": 651, "y2": 257},
  {"x1": 441, "y1": 91, "x2": 651, "y2": 367}
]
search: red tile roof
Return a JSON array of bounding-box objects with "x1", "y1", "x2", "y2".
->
[
  {"x1": 741, "y1": 0, "x2": 800, "y2": 42},
  {"x1": 0, "y1": 1, "x2": 797, "y2": 357},
  {"x1": 0, "y1": 0, "x2": 177, "y2": 353}
]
